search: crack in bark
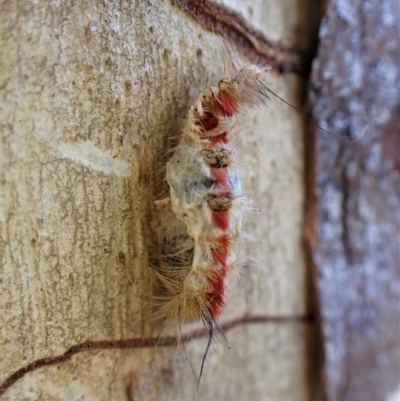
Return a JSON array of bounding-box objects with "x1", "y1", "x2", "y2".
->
[
  {"x1": 0, "y1": 313, "x2": 312, "y2": 396},
  {"x1": 172, "y1": 0, "x2": 310, "y2": 76},
  {"x1": 303, "y1": 105, "x2": 328, "y2": 401}
]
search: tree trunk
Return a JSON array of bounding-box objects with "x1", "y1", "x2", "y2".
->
[
  {"x1": 308, "y1": 0, "x2": 400, "y2": 400},
  {"x1": 1, "y1": 1, "x2": 319, "y2": 400}
]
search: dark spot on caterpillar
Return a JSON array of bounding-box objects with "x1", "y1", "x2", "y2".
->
[
  {"x1": 219, "y1": 78, "x2": 232, "y2": 86},
  {"x1": 190, "y1": 177, "x2": 215, "y2": 193},
  {"x1": 206, "y1": 193, "x2": 232, "y2": 212},
  {"x1": 202, "y1": 149, "x2": 230, "y2": 168},
  {"x1": 203, "y1": 177, "x2": 215, "y2": 189}
]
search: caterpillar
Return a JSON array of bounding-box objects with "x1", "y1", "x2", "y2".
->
[
  {"x1": 150, "y1": 46, "x2": 351, "y2": 401},
  {"x1": 154, "y1": 54, "x2": 269, "y2": 334}
]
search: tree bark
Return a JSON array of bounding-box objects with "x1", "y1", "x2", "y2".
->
[
  {"x1": 1, "y1": 1, "x2": 318, "y2": 399},
  {"x1": 308, "y1": 0, "x2": 400, "y2": 400}
]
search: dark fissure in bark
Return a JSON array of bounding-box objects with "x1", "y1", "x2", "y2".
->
[{"x1": 172, "y1": 0, "x2": 310, "y2": 75}]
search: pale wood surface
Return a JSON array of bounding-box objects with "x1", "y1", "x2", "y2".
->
[{"x1": 0, "y1": 1, "x2": 313, "y2": 399}]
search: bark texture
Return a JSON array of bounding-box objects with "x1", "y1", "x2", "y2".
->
[
  {"x1": 1, "y1": 1, "x2": 317, "y2": 400},
  {"x1": 309, "y1": 0, "x2": 400, "y2": 400}
]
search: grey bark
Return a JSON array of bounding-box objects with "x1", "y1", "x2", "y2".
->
[{"x1": 310, "y1": 0, "x2": 400, "y2": 400}]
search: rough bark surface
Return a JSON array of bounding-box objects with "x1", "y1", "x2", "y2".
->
[
  {"x1": 1, "y1": 1, "x2": 317, "y2": 400},
  {"x1": 309, "y1": 0, "x2": 400, "y2": 400}
]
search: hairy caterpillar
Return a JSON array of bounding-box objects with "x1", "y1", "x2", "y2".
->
[{"x1": 154, "y1": 54, "x2": 269, "y2": 333}]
